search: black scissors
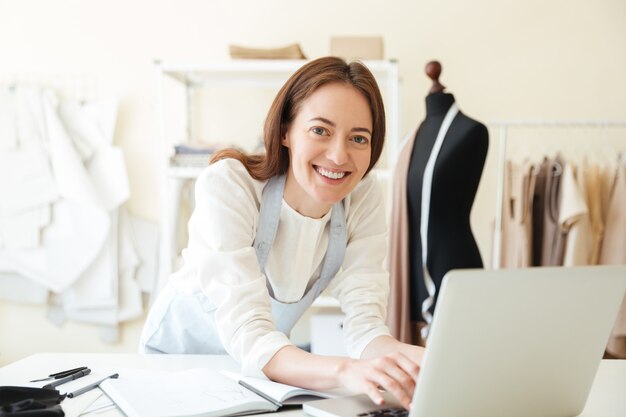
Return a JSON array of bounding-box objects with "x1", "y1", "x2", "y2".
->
[{"x1": 29, "y1": 366, "x2": 89, "y2": 383}]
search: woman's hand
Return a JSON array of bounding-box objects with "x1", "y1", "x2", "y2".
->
[{"x1": 335, "y1": 352, "x2": 420, "y2": 409}]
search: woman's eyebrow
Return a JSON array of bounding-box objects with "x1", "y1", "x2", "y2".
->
[
  {"x1": 351, "y1": 127, "x2": 372, "y2": 135},
  {"x1": 309, "y1": 117, "x2": 336, "y2": 126},
  {"x1": 309, "y1": 117, "x2": 372, "y2": 135}
]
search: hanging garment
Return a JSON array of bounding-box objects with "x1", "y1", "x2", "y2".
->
[
  {"x1": 600, "y1": 162, "x2": 626, "y2": 264},
  {"x1": 140, "y1": 173, "x2": 348, "y2": 376},
  {"x1": 538, "y1": 156, "x2": 566, "y2": 266},
  {"x1": 581, "y1": 163, "x2": 606, "y2": 265},
  {"x1": 600, "y1": 161, "x2": 626, "y2": 358},
  {"x1": 1, "y1": 86, "x2": 143, "y2": 343},
  {"x1": 54, "y1": 96, "x2": 136, "y2": 338},
  {"x1": 0, "y1": 88, "x2": 109, "y2": 292},
  {"x1": 387, "y1": 127, "x2": 422, "y2": 345},
  {"x1": 46, "y1": 209, "x2": 144, "y2": 343},
  {"x1": 531, "y1": 158, "x2": 547, "y2": 266},
  {"x1": 560, "y1": 163, "x2": 592, "y2": 266},
  {"x1": 56, "y1": 147, "x2": 131, "y2": 319},
  {"x1": 57, "y1": 97, "x2": 118, "y2": 163},
  {"x1": 0, "y1": 89, "x2": 59, "y2": 250},
  {"x1": 501, "y1": 160, "x2": 536, "y2": 268}
]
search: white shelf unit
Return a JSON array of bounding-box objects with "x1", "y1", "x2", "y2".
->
[{"x1": 153, "y1": 59, "x2": 400, "y2": 307}]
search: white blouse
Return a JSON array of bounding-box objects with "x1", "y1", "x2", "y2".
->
[{"x1": 169, "y1": 158, "x2": 391, "y2": 375}]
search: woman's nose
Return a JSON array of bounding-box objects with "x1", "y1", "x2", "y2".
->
[{"x1": 326, "y1": 137, "x2": 349, "y2": 165}]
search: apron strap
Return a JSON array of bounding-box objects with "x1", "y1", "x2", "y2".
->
[
  {"x1": 253, "y1": 174, "x2": 348, "y2": 334},
  {"x1": 253, "y1": 174, "x2": 286, "y2": 275}
]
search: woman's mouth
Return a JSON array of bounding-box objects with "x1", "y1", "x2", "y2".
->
[{"x1": 314, "y1": 165, "x2": 351, "y2": 182}]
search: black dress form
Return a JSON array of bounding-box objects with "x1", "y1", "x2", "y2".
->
[{"x1": 406, "y1": 92, "x2": 488, "y2": 322}]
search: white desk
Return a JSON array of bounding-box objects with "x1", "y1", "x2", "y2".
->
[{"x1": 1, "y1": 353, "x2": 625, "y2": 417}]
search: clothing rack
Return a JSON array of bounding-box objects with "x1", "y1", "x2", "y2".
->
[{"x1": 489, "y1": 120, "x2": 626, "y2": 270}]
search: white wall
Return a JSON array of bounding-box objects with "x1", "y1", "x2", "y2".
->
[{"x1": 1, "y1": 0, "x2": 625, "y2": 365}]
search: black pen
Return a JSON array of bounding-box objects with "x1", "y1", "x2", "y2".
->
[
  {"x1": 66, "y1": 373, "x2": 119, "y2": 398},
  {"x1": 238, "y1": 380, "x2": 282, "y2": 409},
  {"x1": 42, "y1": 368, "x2": 91, "y2": 390},
  {"x1": 30, "y1": 366, "x2": 89, "y2": 382}
]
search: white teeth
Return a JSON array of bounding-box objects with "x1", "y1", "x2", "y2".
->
[{"x1": 316, "y1": 167, "x2": 346, "y2": 179}]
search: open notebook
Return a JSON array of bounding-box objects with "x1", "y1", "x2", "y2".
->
[{"x1": 100, "y1": 367, "x2": 339, "y2": 417}]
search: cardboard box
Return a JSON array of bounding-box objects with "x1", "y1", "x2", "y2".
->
[{"x1": 330, "y1": 36, "x2": 384, "y2": 60}]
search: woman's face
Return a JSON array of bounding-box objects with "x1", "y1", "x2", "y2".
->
[{"x1": 282, "y1": 82, "x2": 373, "y2": 218}]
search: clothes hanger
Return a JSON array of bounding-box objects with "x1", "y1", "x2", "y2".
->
[
  {"x1": 552, "y1": 154, "x2": 563, "y2": 177},
  {"x1": 425, "y1": 60, "x2": 446, "y2": 94}
]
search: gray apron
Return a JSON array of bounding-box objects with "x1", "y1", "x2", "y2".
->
[{"x1": 140, "y1": 174, "x2": 347, "y2": 354}]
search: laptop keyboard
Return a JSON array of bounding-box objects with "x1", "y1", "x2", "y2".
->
[{"x1": 357, "y1": 407, "x2": 408, "y2": 416}]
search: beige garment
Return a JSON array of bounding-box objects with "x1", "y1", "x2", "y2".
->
[
  {"x1": 561, "y1": 163, "x2": 592, "y2": 266},
  {"x1": 500, "y1": 160, "x2": 536, "y2": 268},
  {"x1": 599, "y1": 162, "x2": 626, "y2": 358},
  {"x1": 600, "y1": 162, "x2": 626, "y2": 263},
  {"x1": 387, "y1": 128, "x2": 422, "y2": 345},
  {"x1": 599, "y1": 164, "x2": 615, "y2": 222},
  {"x1": 582, "y1": 164, "x2": 606, "y2": 264}
]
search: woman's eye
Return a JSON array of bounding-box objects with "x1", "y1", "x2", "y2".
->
[
  {"x1": 311, "y1": 127, "x2": 327, "y2": 135},
  {"x1": 352, "y1": 136, "x2": 369, "y2": 145}
]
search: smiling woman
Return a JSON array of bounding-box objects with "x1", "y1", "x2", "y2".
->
[
  {"x1": 281, "y1": 82, "x2": 374, "y2": 218},
  {"x1": 140, "y1": 57, "x2": 424, "y2": 410},
  {"x1": 209, "y1": 57, "x2": 384, "y2": 218}
]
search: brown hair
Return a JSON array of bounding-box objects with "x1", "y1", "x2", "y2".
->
[{"x1": 210, "y1": 56, "x2": 386, "y2": 180}]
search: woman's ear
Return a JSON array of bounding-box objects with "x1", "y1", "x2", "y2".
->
[{"x1": 281, "y1": 133, "x2": 290, "y2": 148}]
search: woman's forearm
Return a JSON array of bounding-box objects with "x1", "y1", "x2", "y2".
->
[
  {"x1": 262, "y1": 345, "x2": 352, "y2": 390},
  {"x1": 262, "y1": 339, "x2": 422, "y2": 409}
]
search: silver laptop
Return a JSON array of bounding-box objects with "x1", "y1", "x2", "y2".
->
[{"x1": 304, "y1": 266, "x2": 626, "y2": 417}]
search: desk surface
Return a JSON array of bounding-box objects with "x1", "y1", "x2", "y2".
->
[{"x1": 0, "y1": 353, "x2": 625, "y2": 417}]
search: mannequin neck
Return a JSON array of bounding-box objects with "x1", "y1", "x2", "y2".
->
[{"x1": 426, "y1": 92, "x2": 455, "y2": 116}]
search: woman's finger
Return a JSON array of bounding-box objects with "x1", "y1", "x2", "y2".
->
[
  {"x1": 363, "y1": 380, "x2": 385, "y2": 406},
  {"x1": 371, "y1": 372, "x2": 412, "y2": 410},
  {"x1": 382, "y1": 362, "x2": 416, "y2": 394},
  {"x1": 390, "y1": 352, "x2": 421, "y2": 380}
]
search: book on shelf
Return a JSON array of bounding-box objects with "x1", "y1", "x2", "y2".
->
[
  {"x1": 100, "y1": 367, "x2": 341, "y2": 417},
  {"x1": 169, "y1": 143, "x2": 214, "y2": 167},
  {"x1": 174, "y1": 144, "x2": 218, "y2": 155}
]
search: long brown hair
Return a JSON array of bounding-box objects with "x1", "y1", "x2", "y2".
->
[{"x1": 210, "y1": 56, "x2": 386, "y2": 180}]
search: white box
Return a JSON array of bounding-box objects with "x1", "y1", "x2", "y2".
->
[{"x1": 310, "y1": 313, "x2": 348, "y2": 357}]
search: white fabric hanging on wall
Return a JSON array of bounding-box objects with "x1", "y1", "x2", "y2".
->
[
  {"x1": 0, "y1": 84, "x2": 156, "y2": 343},
  {"x1": 57, "y1": 98, "x2": 118, "y2": 163},
  {"x1": 0, "y1": 89, "x2": 59, "y2": 250},
  {"x1": 0, "y1": 88, "x2": 111, "y2": 292}
]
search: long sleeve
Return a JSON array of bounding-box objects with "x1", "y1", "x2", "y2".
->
[
  {"x1": 178, "y1": 159, "x2": 291, "y2": 377},
  {"x1": 329, "y1": 174, "x2": 392, "y2": 358}
]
